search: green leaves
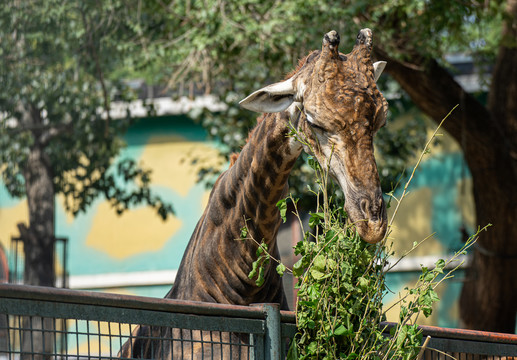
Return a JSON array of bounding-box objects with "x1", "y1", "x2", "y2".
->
[
  {"x1": 333, "y1": 324, "x2": 348, "y2": 336},
  {"x1": 308, "y1": 212, "x2": 325, "y2": 228},
  {"x1": 291, "y1": 189, "x2": 388, "y2": 359},
  {"x1": 293, "y1": 257, "x2": 306, "y2": 277},
  {"x1": 283, "y1": 138, "x2": 465, "y2": 359},
  {"x1": 313, "y1": 255, "x2": 326, "y2": 271},
  {"x1": 277, "y1": 198, "x2": 288, "y2": 223},
  {"x1": 276, "y1": 263, "x2": 287, "y2": 276},
  {"x1": 247, "y1": 237, "x2": 289, "y2": 284},
  {"x1": 248, "y1": 242, "x2": 271, "y2": 287},
  {"x1": 0, "y1": 0, "x2": 174, "y2": 220}
]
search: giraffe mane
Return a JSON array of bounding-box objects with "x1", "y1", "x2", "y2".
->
[
  {"x1": 229, "y1": 152, "x2": 239, "y2": 167},
  {"x1": 229, "y1": 114, "x2": 267, "y2": 168},
  {"x1": 285, "y1": 50, "x2": 321, "y2": 79}
]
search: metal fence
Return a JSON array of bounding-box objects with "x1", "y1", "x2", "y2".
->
[
  {"x1": 0, "y1": 284, "x2": 296, "y2": 359},
  {"x1": 380, "y1": 322, "x2": 517, "y2": 359},
  {"x1": 9, "y1": 236, "x2": 68, "y2": 287},
  {"x1": 1, "y1": 284, "x2": 516, "y2": 359}
]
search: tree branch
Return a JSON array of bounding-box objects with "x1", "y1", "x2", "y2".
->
[
  {"x1": 372, "y1": 46, "x2": 517, "y2": 174},
  {"x1": 80, "y1": 7, "x2": 111, "y2": 137},
  {"x1": 7, "y1": 122, "x2": 72, "y2": 145},
  {"x1": 373, "y1": 47, "x2": 495, "y2": 147}
]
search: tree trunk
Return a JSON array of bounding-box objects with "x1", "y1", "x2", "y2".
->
[
  {"x1": 460, "y1": 0, "x2": 517, "y2": 333},
  {"x1": 374, "y1": 13, "x2": 517, "y2": 331},
  {"x1": 19, "y1": 143, "x2": 56, "y2": 360},
  {"x1": 21, "y1": 143, "x2": 55, "y2": 287}
]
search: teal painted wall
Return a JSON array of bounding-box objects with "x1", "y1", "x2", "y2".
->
[{"x1": 0, "y1": 115, "x2": 221, "y2": 290}]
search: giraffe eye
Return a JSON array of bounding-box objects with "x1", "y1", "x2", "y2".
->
[{"x1": 306, "y1": 113, "x2": 326, "y2": 132}]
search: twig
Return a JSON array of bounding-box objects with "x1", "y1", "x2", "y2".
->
[
  {"x1": 238, "y1": 216, "x2": 292, "y2": 273},
  {"x1": 416, "y1": 335, "x2": 431, "y2": 360}
]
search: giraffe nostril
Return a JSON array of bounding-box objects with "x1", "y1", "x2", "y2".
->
[
  {"x1": 359, "y1": 195, "x2": 385, "y2": 222},
  {"x1": 360, "y1": 198, "x2": 369, "y2": 218},
  {"x1": 378, "y1": 197, "x2": 385, "y2": 218}
]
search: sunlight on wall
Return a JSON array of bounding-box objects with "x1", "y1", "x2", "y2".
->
[
  {"x1": 84, "y1": 136, "x2": 224, "y2": 261},
  {"x1": 387, "y1": 187, "x2": 444, "y2": 257},
  {"x1": 0, "y1": 201, "x2": 28, "y2": 249},
  {"x1": 139, "y1": 136, "x2": 224, "y2": 197},
  {"x1": 86, "y1": 202, "x2": 182, "y2": 260}
]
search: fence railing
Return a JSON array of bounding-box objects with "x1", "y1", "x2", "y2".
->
[
  {"x1": 1, "y1": 284, "x2": 516, "y2": 359},
  {"x1": 381, "y1": 322, "x2": 517, "y2": 359},
  {"x1": 0, "y1": 284, "x2": 296, "y2": 359}
]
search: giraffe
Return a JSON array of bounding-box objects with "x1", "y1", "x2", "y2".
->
[{"x1": 119, "y1": 28, "x2": 388, "y2": 359}]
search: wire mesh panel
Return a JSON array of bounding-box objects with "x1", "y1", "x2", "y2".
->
[
  {"x1": 421, "y1": 349, "x2": 517, "y2": 360},
  {"x1": 420, "y1": 338, "x2": 517, "y2": 360},
  {"x1": 119, "y1": 326, "x2": 253, "y2": 359},
  {"x1": 1, "y1": 314, "x2": 91, "y2": 359},
  {"x1": 0, "y1": 285, "x2": 274, "y2": 360},
  {"x1": 0, "y1": 314, "x2": 257, "y2": 359}
]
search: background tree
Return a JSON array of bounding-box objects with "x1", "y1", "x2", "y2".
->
[
  {"x1": 133, "y1": 0, "x2": 515, "y2": 332},
  {"x1": 0, "y1": 1, "x2": 173, "y2": 288}
]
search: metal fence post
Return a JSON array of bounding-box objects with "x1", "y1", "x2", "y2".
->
[{"x1": 262, "y1": 304, "x2": 281, "y2": 360}]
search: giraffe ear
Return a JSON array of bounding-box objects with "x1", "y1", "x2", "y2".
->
[
  {"x1": 239, "y1": 78, "x2": 295, "y2": 113},
  {"x1": 373, "y1": 61, "x2": 387, "y2": 82}
]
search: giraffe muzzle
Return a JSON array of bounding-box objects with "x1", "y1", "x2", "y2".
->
[{"x1": 350, "y1": 192, "x2": 387, "y2": 244}]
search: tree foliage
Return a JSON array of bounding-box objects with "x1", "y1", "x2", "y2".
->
[
  {"x1": 0, "y1": 1, "x2": 174, "y2": 291},
  {"x1": 0, "y1": 0, "x2": 173, "y2": 219},
  {"x1": 129, "y1": 0, "x2": 436, "y2": 207}
]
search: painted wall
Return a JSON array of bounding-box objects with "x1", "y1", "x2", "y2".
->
[
  {"x1": 0, "y1": 115, "x2": 224, "y2": 297},
  {"x1": 382, "y1": 126, "x2": 475, "y2": 328},
  {"x1": 0, "y1": 114, "x2": 475, "y2": 329}
]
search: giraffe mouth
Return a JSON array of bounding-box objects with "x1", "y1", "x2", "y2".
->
[
  {"x1": 328, "y1": 169, "x2": 387, "y2": 244},
  {"x1": 345, "y1": 195, "x2": 387, "y2": 244}
]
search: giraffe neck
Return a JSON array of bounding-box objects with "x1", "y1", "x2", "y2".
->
[
  {"x1": 223, "y1": 110, "x2": 302, "y2": 243},
  {"x1": 168, "y1": 109, "x2": 303, "y2": 308},
  {"x1": 209, "y1": 110, "x2": 302, "y2": 304},
  {"x1": 245, "y1": 115, "x2": 299, "y2": 214}
]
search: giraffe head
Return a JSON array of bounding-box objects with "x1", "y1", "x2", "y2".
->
[{"x1": 240, "y1": 29, "x2": 388, "y2": 244}]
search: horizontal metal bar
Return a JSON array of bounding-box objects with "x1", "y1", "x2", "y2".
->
[
  {"x1": 428, "y1": 337, "x2": 517, "y2": 357},
  {"x1": 280, "y1": 310, "x2": 296, "y2": 324},
  {"x1": 420, "y1": 324, "x2": 517, "y2": 345},
  {"x1": 0, "y1": 284, "x2": 268, "y2": 320},
  {"x1": 0, "y1": 298, "x2": 265, "y2": 334},
  {"x1": 381, "y1": 322, "x2": 517, "y2": 345}
]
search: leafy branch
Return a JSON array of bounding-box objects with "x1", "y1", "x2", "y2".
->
[
  {"x1": 240, "y1": 216, "x2": 292, "y2": 287},
  {"x1": 244, "y1": 107, "x2": 488, "y2": 359}
]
